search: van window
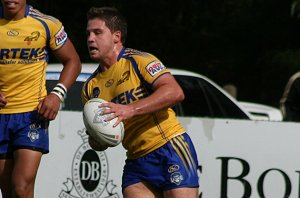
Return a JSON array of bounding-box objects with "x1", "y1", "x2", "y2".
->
[{"x1": 173, "y1": 75, "x2": 249, "y2": 119}]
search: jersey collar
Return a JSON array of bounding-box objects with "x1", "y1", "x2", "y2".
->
[
  {"x1": 25, "y1": 4, "x2": 30, "y2": 17},
  {"x1": 117, "y1": 47, "x2": 126, "y2": 61}
]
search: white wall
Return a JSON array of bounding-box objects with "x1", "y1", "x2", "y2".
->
[{"x1": 33, "y1": 112, "x2": 300, "y2": 198}]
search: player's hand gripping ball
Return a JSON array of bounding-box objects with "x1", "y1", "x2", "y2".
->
[{"x1": 83, "y1": 98, "x2": 124, "y2": 148}]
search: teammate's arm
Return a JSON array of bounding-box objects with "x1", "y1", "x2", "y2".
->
[
  {"x1": 37, "y1": 39, "x2": 82, "y2": 120},
  {"x1": 101, "y1": 73, "x2": 184, "y2": 126},
  {"x1": 52, "y1": 39, "x2": 82, "y2": 91}
]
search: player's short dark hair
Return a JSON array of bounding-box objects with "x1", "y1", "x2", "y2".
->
[{"x1": 87, "y1": 7, "x2": 127, "y2": 44}]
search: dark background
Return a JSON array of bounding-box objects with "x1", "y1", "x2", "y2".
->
[{"x1": 28, "y1": 0, "x2": 300, "y2": 108}]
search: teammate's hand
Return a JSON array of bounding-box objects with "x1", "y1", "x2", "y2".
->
[
  {"x1": 0, "y1": 92, "x2": 7, "y2": 108},
  {"x1": 37, "y1": 93, "x2": 61, "y2": 120}
]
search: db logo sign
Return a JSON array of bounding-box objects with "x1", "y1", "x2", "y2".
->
[{"x1": 59, "y1": 129, "x2": 120, "y2": 198}]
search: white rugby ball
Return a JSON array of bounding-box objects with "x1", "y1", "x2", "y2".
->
[{"x1": 83, "y1": 98, "x2": 124, "y2": 147}]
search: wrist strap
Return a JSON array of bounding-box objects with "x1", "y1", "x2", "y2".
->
[{"x1": 51, "y1": 83, "x2": 67, "y2": 102}]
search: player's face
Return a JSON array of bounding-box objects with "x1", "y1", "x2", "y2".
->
[
  {"x1": 86, "y1": 18, "x2": 115, "y2": 62},
  {"x1": 1, "y1": 0, "x2": 27, "y2": 20}
]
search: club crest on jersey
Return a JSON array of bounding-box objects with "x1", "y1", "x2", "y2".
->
[
  {"x1": 55, "y1": 26, "x2": 67, "y2": 46},
  {"x1": 117, "y1": 71, "x2": 130, "y2": 86},
  {"x1": 24, "y1": 31, "x2": 40, "y2": 45},
  {"x1": 145, "y1": 61, "x2": 166, "y2": 76}
]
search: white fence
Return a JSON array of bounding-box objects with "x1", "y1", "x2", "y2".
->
[{"x1": 32, "y1": 111, "x2": 300, "y2": 198}]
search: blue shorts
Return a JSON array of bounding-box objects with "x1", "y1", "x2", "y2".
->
[
  {"x1": 0, "y1": 111, "x2": 49, "y2": 159},
  {"x1": 122, "y1": 132, "x2": 199, "y2": 191}
]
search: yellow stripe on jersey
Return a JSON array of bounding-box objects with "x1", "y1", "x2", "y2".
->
[
  {"x1": 82, "y1": 48, "x2": 186, "y2": 159},
  {"x1": 0, "y1": 5, "x2": 68, "y2": 114}
]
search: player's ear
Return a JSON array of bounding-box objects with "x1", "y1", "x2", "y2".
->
[{"x1": 113, "y1": 31, "x2": 121, "y2": 43}]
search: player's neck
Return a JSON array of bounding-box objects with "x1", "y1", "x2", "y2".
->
[
  {"x1": 3, "y1": 5, "x2": 26, "y2": 21},
  {"x1": 100, "y1": 45, "x2": 123, "y2": 70}
]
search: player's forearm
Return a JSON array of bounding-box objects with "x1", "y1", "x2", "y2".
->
[
  {"x1": 129, "y1": 84, "x2": 184, "y2": 116},
  {"x1": 58, "y1": 60, "x2": 82, "y2": 90},
  {"x1": 53, "y1": 39, "x2": 82, "y2": 90}
]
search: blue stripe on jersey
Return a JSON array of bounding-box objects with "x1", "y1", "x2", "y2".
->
[
  {"x1": 27, "y1": 6, "x2": 52, "y2": 42},
  {"x1": 128, "y1": 56, "x2": 153, "y2": 94},
  {"x1": 25, "y1": 4, "x2": 30, "y2": 16},
  {"x1": 32, "y1": 17, "x2": 51, "y2": 43},
  {"x1": 117, "y1": 47, "x2": 126, "y2": 61}
]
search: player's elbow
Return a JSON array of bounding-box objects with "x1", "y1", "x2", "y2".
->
[
  {"x1": 173, "y1": 88, "x2": 185, "y2": 103},
  {"x1": 178, "y1": 90, "x2": 185, "y2": 102}
]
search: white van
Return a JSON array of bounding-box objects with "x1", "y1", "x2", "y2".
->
[{"x1": 33, "y1": 64, "x2": 300, "y2": 198}]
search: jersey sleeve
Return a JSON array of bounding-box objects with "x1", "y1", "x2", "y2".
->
[
  {"x1": 135, "y1": 53, "x2": 171, "y2": 85},
  {"x1": 47, "y1": 18, "x2": 68, "y2": 51}
]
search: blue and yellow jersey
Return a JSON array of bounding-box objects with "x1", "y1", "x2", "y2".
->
[
  {"x1": 82, "y1": 48, "x2": 185, "y2": 159},
  {"x1": 0, "y1": 5, "x2": 68, "y2": 114}
]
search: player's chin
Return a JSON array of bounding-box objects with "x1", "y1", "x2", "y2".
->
[{"x1": 88, "y1": 52, "x2": 100, "y2": 60}]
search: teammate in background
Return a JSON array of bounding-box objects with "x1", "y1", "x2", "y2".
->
[
  {"x1": 0, "y1": 0, "x2": 82, "y2": 197},
  {"x1": 82, "y1": 7, "x2": 199, "y2": 198},
  {"x1": 280, "y1": 72, "x2": 300, "y2": 121}
]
